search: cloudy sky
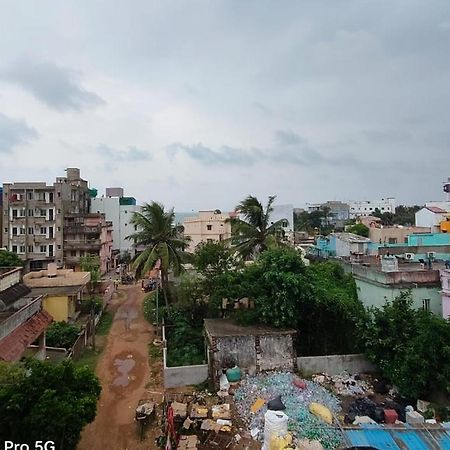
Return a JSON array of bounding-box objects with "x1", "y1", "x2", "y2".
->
[{"x1": 1, "y1": 1, "x2": 449, "y2": 210}]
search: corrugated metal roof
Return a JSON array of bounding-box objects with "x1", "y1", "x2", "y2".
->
[
  {"x1": 345, "y1": 423, "x2": 450, "y2": 450},
  {"x1": 0, "y1": 310, "x2": 52, "y2": 361}
]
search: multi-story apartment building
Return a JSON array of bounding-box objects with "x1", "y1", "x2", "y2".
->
[
  {"x1": 63, "y1": 213, "x2": 113, "y2": 273},
  {"x1": 2, "y1": 168, "x2": 90, "y2": 271},
  {"x1": 90, "y1": 188, "x2": 140, "y2": 257},
  {"x1": 348, "y1": 198, "x2": 396, "y2": 219},
  {"x1": 183, "y1": 210, "x2": 232, "y2": 252}
]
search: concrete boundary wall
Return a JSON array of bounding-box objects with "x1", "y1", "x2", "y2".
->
[
  {"x1": 162, "y1": 325, "x2": 208, "y2": 388},
  {"x1": 297, "y1": 353, "x2": 376, "y2": 375}
]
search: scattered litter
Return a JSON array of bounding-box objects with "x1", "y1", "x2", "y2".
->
[
  {"x1": 309, "y1": 403, "x2": 332, "y2": 424},
  {"x1": 267, "y1": 395, "x2": 286, "y2": 411},
  {"x1": 313, "y1": 371, "x2": 373, "y2": 397},
  {"x1": 296, "y1": 438, "x2": 325, "y2": 450},
  {"x1": 177, "y1": 434, "x2": 198, "y2": 449},
  {"x1": 251, "y1": 398, "x2": 265, "y2": 413},
  {"x1": 190, "y1": 403, "x2": 208, "y2": 419},
  {"x1": 182, "y1": 417, "x2": 193, "y2": 430},
  {"x1": 353, "y1": 415, "x2": 376, "y2": 425},
  {"x1": 212, "y1": 403, "x2": 231, "y2": 419},
  {"x1": 406, "y1": 410, "x2": 424, "y2": 425},
  {"x1": 171, "y1": 401, "x2": 187, "y2": 418},
  {"x1": 234, "y1": 372, "x2": 342, "y2": 449},
  {"x1": 250, "y1": 427, "x2": 260, "y2": 439}
]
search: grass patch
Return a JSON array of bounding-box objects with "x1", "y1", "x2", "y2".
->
[
  {"x1": 96, "y1": 311, "x2": 114, "y2": 335},
  {"x1": 73, "y1": 348, "x2": 102, "y2": 371},
  {"x1": 149, "y1": 343, "x2": 163, "y2": 359}
]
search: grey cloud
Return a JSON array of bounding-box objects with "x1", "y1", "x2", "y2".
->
[
  {"x1": 0, "y1": 113, "x2": 38, "y2": 153},
  {"x1": 167, "y1": 132, "x2": 362, "y2": 168},
  {"x1": 97, "y1": 144, "x2": 152, "y2": 162},
  {"x1": 1, "y1": 59, "x2": 105, "y2": 111},
  {"x1": 275, "y1": 129, "x2": 305, "y2": 146},
  {"x1": 363, "y1": 130, "x2": 412, "y2": 144},
  {"x1": 167, "y1": 143, "x2": 262, "y2": 165}
]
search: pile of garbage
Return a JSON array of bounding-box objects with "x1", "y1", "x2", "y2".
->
[
  {"x1": 234, "y1": 372, "x2": 343, "y2": 449},
  {"x1": 312, "y1": 371, "x2": 373, "y2": 397}
]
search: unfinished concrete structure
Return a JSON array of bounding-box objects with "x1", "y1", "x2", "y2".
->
[{"x1": 204, "y1": 319, "x2": 296, "y2": 388}]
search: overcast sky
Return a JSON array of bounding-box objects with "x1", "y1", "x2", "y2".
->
[{"x1": 1, "y1": 1, "x2": 449, "y2": 210}]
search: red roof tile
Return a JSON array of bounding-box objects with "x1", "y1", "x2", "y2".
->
[
  {"x1": 0, "y1": 310, "x2": 52, "y2": 361},
  {"x1": 426, "y1": 206, "x2": 447, "y2": 213}
]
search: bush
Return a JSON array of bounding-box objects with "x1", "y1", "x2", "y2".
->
[
  {"x1": 46, "y1": 322, "x2": 81, "y2": 348},
  {"x1": 80, "y1": 297, "x2": 103, "y2": 315},
  {"x1": 361, "y1": 291, "x2": 450, "y2": 399}
]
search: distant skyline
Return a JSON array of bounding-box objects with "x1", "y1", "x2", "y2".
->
[{"x1": 1, "y1": 1, "x2": 450, "y2": 210}]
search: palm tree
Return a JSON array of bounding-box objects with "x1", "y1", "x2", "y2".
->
[
  {"x1": 127, "y1": 201, "x2": 190, "y2": 307},
  {"x1": 228, "y1": 195, "x2": 287, "y2": 259}
]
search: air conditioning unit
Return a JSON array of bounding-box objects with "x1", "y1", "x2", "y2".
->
[
  {"x1": 427, "y1": 252, "x2": 435, "y2": 259},
  {"x1": 405, "y1": 253, "x2": 415, "y2": 260}
]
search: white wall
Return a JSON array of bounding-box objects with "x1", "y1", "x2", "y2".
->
[
  {"x1": 91, "y1": 198, "x2": 140, "y2": 254},
  {"x1": 270, "y1": 204, "x2": 294, "y2": 232},
  {"x1": 415, "y1": 208, "x2": 444, "y2": 228},
  {"x1": 349, "y1": 198, "x2": 396, "y2": 218}
]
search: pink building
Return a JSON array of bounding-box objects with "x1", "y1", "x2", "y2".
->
[
  {"x1": 440, "y1": 269, "x2": 450, "y2": 320},
  {"x1": 64, "y1": 213, "x2": 113, "y2": 274}
]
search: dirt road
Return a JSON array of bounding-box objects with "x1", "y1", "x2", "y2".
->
[{"x1": 78, "y1": 285, "x2": 161, "y2": 450}]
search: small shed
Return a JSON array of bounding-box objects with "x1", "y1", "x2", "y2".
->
[{"x1": 204, "y1": 319, "x2": 296, "y2": 387}]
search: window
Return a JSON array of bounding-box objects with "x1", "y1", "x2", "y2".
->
[
  {"x1": 49, "y1": 192, "x2": 54, "y2": 203},
  {"x1": 57, "y1": 226, "x2": 61, "y2": 232},
  {"x1": 422, "y1": 299, "x2": 430, "y2": 311},
  {"x1": 207, "y1": 238, "x2": 213, "y2": 243},
  {"x1": 12, "y1": 245, "x2": 17, "y2": 253},
  {"x1": 48, "y1": 245, "x2": 54, "y2": 257},
  {"x1": 71, "y1": 250, "x2": 76, "y2": 257},
  {"x1": 40, "y1": 209, "x2": 46, "y2": 217},
  {"x1": 57, "y1": 209, "x2": 61, "y2": 214},
  {"x1": 27, "y1": 192, "x2": 33, "y2": 200},
  {"x1": 40, "y1": 245, "x2": 47, "y2": 253},
  {"x1": 40, "y1": 227, "x2": 47, "y2": 235},
  {"x1": 12, "y1": 227, "x2": 18, "y2": 235},
  {"x1": 12, "y1": 209, "x2": 18, "y2": 218},
  {"x1": 388, "y1": 238, "x2": 397, "y2": 244},
  {"x1": 4, "y1": 228, "x2": 7, "y2": 233},
  {"x1": 57, "y1": 245, "x2": 61, "y2": 249},
  {"x1": 19, "y1": 245, "x2": 25, "y2": 253},
  {"x1": 207, "y1": 225, "x2": 212, "y2": 231},
  {"x1": 57, "y1": 192, "x2": 61, "y2": 197},
  {"x1": 28, "y1": 227, "x2": 34, "y2": 235},
  {"x1": 28, "y1": 209, "x2": 34, "y2": 217},
  {"x1": 28, "y1": 245, "x2": 33, "y2": 253},
  {"x1": 19, "y1": 228, "x2": 26, "y2": 235}
]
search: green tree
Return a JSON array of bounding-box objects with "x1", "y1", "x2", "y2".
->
[
  {"x1": 346, "y1": 223, "x2": 370, "y2": 237},
  {"x1": 230, "y1": 248, "x2": 365, "y2": 354},
  {"x1": 46, "y1": 322, "x2": 81, "y2": 348},
  {"x1": 127, "y1": 201, "x2": 190, "y2": 307},
  {"x1": 0, "y1": 249, "x2": 24, "y2": 267},
  {"x1": 193, "y1": 241, "x2": 237, "y2": 278},
  {"x1": 0, "y1": 359, "x2": 101, "y2": 449},
  {"x1": 361, "y1": 291, "x2": 450, "y2": 398},
  {"x1": 80, "y1": 255, "x2": 101, "y2": 284},
  {"x1": 228, "y1": 195, "x2": 287, "y2": 259}
]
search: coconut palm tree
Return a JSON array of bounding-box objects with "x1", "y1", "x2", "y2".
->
[
  {"x1": 228, "y1": 195, "x2": 287, "y2": 259},
  {"x1": 127, "y1": 201, "x2": 190, "y2": 307}
]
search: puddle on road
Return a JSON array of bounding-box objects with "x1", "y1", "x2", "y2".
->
[{"x1": 112, "y1": 357, "x2": 136, "y2": 387}]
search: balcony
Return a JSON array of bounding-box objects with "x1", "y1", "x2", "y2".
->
[{"x1": 64, "y1": 240, "x2": 101, "y2": 251}]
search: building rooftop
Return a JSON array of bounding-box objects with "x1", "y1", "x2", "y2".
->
[
  {"x1": 28, "y1": 285, "x2": 85, "y2": 296},
  {"x1": 0, "y1": 283, "x2": 31, "y2": 309},
  {"x1": 426, "y1": 206, "x2": 448, "y2": 213},
  {"x1": 332, "y1": 233, "x2": 371, "y2": 243},
  {"x1": 23, "y1": 268, "x2": 90, "y2": 288},
  {"x1": 0, "y1": 310, "x2": 52, "y2": 361},
  {"x1": 204, "y1": 318, "x2": 296, "y2": 337}
]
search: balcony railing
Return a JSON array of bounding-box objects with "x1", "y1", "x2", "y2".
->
[
  {"x1": 63, "y1": 240, "x2": 101, "y2": 250},
  {"x1": 0, "y1": 296, "x2": 43, "y2": 341}
]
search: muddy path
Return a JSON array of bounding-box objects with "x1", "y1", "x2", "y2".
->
[{"x1": 78, "y1": 284, "x2": 162, "y2": 450}]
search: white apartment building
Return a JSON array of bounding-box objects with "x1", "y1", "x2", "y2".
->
[
  {"x1": 90, "y1": 188, "x2": 141, "y2": 256},
  {"x1": 348, "y1": 198, "x2": 396, "y2": 219}
]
